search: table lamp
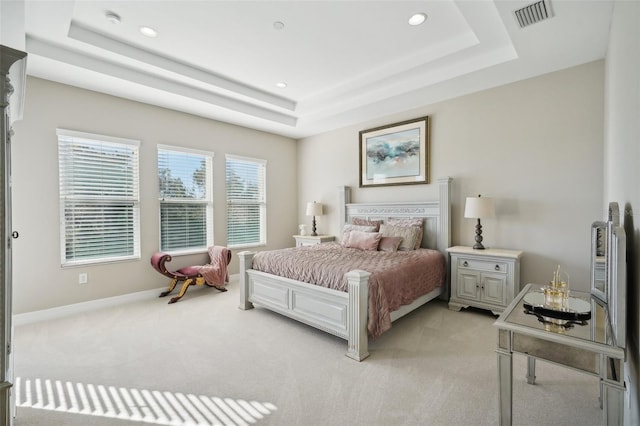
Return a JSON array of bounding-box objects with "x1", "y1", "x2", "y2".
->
[
  {"x1": 306, "y1": 201, "x2": 323, "y2": 236},
  {"x1": 464, "y1": 194, "x2": 495, "y2": 250}
]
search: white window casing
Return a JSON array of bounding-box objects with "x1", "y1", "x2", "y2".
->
[
  {"x1": 226, "y1": 154, "x2": 267, "y2": 248},
  {"x1": 157, "y1": 144, "x2": 214, "y2": 253},
  {"x1": 57, "y1": 128, "x2": 141, "y2": 266}
]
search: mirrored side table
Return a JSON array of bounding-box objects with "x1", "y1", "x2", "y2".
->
[{"x1": 493, "y1": 283, "x2": 625, "y2": 425}]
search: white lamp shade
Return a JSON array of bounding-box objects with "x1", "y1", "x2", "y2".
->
[
  {"x1": 464, "y1": 196, "x2": 495, "y2": 219},
  {"x1": 306, "y1": 202, "x2": 323, "y2": 216}
]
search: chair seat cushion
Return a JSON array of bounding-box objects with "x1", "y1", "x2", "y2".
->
[{"x1": 176, "y1": 265, "x2": 202, "y2": 276}]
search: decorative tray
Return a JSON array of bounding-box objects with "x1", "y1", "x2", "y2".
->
[{"x1": 523, "y1": 292, "x2": 591, "y2": 322}]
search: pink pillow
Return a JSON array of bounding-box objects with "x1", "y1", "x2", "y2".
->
[
  {"x1": 345, "y1": 231, "x2": 382, "y2": 251},
  {"x1": 378, "y1": 236, "x2": 402, "y2": 252},
  {"x1": 352, "y1": 218, "x2": 383, "y2": 232}
]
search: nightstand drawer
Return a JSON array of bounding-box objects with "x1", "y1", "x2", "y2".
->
[
  {"x1": 293, "y1": 235, "x2": 335, "y2": 247},
  {"x1": 458, "y1": 258, "x2": 507, "y2": 273}
]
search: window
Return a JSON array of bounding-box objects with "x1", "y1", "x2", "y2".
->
[
  {"x1": 57, "y1": 129, "x2": 140, "y2": 266},
  {"x1": 226, "y1": 155, "x2": 266, "y2": 247},
  {"x1": 158, "y1": 145, "x2": 213, "y2": 253}
]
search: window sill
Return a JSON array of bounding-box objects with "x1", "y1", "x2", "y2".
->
[{"x1": 228, "y1": 243, "x2": 266, "y2": 251}]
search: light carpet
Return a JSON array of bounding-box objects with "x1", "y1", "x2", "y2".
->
[{"x1": 12, "y1": 276, "x2": 601, "y2": 425}]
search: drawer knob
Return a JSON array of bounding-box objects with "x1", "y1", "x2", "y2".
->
[
  {"x1": 495, "y1": 265, "x2": 500, "y2": 271},
  {"x1": 463, "y1": 261, "x2": 469, "y2": 267}
]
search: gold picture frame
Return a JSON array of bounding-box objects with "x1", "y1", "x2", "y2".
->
[{"x1": 359, "y1": 116, "x2": 429, "y2": 187}]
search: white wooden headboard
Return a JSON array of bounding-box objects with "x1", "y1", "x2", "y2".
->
[{"x1": 338, "y1": 177, "x2": 452, "y2": 256}]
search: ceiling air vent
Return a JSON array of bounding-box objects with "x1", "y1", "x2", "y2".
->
[{"x1": 514, "y1": 0, "x2": 553, "y2": 28}]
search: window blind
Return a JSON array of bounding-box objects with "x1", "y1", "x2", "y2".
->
[
  {"x1": 57, "y1": 129, "x2": 140, "y2": 265},
  {"x1": 158, "y1": 146, "x2": 213, "y2": 252},
  {"x1": 226, "y1": 155, "x2": 266, "y2": 247}
]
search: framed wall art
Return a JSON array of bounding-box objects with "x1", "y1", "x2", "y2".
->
[{"x1": 359, "y1": 116, "x2": 429, "y2": 187}]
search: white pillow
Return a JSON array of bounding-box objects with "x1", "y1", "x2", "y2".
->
[
  {"x1": 379, "y1": 224, "x2": 421, "y2": 251},
  {"x1": 387, "y1": 218, "x2": 424, "y2": 249}
]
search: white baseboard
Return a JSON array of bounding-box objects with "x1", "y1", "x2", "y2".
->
[
  {"x1": 13, "y1": 273, "x2": 239, "y2": 326},
  {"x1": 13, "y1": 286, "x2": 166, "y2": 326}
]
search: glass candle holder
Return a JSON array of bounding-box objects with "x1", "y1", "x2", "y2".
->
[{"x1": 543, "y1": 281, "x2": 569, "y2": 310}]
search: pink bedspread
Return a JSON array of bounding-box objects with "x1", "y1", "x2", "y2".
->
[{"x1": 251, "y1": 243, "x2": 445, "y2": 338}]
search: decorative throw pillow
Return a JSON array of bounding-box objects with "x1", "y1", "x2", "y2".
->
[
  {"x1": 388, "y1": 218, "x2": 424, "y2": 249},
  {"x1": 345, "y1": 231, "x2": 382, "y2": 251},
  {"x1": 378, "y1": 236, "x2": 403, "y2": 252},
  {"x1": 379, "y1": 224, "x2": 421, "y2": 251},
  {"x1": 351, "y1": 218, "x2": 384, "y2": 232},
  {"x1": 340, "y1": 224, "x2": 377, "y2": 245}
]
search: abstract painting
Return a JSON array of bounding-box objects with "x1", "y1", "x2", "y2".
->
[{"x1": 359, "y1": 116, "x2": 429, "y2": 187}]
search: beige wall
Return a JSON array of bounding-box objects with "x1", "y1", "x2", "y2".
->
[
  {"x1": 11, "y1": 77, "x2": 297, "y2": 313},
  {"x1": 12, "y1": 63, "x2": 606, "y2": 314},
  {"x1": 298, "y1": 61, "x2": 605, "y2": 292},
  {"x1": 605, "y1": 1, "x2": 640, "y2": 422}
]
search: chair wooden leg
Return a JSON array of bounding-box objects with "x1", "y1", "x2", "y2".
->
[
  {"x1": 205, "y1": 283, "x2": 228, "y2": 292},
  {"x1": 169, "y1": 278, "x2": 194, "y2": 304},
  {"x1": 193, "y1": 275, "x2": 228, "y2": 292},
  {"x1": 159, "y1": 278, "x2": 179, "y2": 297}
]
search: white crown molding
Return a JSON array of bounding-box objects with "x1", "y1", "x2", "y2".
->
[
  {"x1": 67, "y1": 20, "x2": 296, "y2": 112},
  {"x1": 26, "y1": 36, "x2": 298, "y2": 127}
]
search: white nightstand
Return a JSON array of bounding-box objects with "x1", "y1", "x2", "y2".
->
[
  {"x1": 293, "y1": 235, "x2": 335, "y2": 247},
  {"x1": 447, "y1": 246, "x2": 523, "y2": 315}
]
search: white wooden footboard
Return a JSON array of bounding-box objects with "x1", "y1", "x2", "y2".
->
[{"x1": 238, "y1": 251, "x2": 371, "y2": 361}]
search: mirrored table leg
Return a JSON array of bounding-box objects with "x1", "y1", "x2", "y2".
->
[
  {"x1": 497, "y1": 348, "x2": 513, "y2": 425},
  {"x1": 526, "y1": 356, "x2": 536, "y2": 384}
]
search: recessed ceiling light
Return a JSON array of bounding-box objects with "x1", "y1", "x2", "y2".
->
[
  {"x1": 139, "y1": 26, "x2": 158, "y2": 38},
  {"x1": 276, "y1": 82, "x2": 287, "y2": 88},
  {"x1": 105, "y1": 11, "x2": 121, "y2": 24},
  {"x1": 273, "y1": 21, "x2": 285, "y2": 30},
  {"x1": 408, "y1": 13, "x2": 427, "y2": 26}
]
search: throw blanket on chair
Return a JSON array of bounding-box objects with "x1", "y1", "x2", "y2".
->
[{"x1": 200, "y1": 246, "x2": 231, "y2": 286}]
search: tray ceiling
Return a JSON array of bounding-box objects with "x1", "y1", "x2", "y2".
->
[{"x1": 21, "y1": 0, "x2": 614, "y2": 138}]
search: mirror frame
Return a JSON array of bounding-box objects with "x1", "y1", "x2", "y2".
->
[
  {"x1": 590, "y1": 202, "x2": 626, "y2": 348},
  {"x1": 590, "y1": 220, "x2": 608, "y2": 302}
]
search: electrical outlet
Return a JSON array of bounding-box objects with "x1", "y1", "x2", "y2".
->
[{"x1": 78, "y1": 273, "x2": 88, "y2": 284}]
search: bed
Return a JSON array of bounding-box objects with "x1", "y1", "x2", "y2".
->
[{"x1": 238, "y1": 177, "x2": 452, "y2": 361}]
